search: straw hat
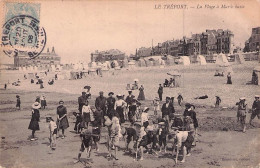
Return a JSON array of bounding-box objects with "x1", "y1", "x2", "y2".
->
[
  {"x1": 108, "y1": 92, "x2": 114, "y2": 96},
  {"x1": 255, "y1": 95, "x2": 260, "y2": 98},
  {"x1": 134, "y1": 121, "x2": 142, "y2": 127},
  {"x1": 32, "y1": 102, "x2": 41, "y2": 109},
  {"x1": 239, "y1": 97, "x2": 246, "y2": 100},
  {"x1": 59, "y1": 100, "x2": 64, "y2": 104},
  {"x1": 158, "y1": 122, "x2": 165, "y2": 126},
  {"x1": 116, "y1": 94, "x2": 123, "y2": 98},
  {"x1": 16, "y1": 95, "x2": 20, "y2": 98},
  {"x1": 143, "y1": 107, "x2": 149, "y2": 112}
]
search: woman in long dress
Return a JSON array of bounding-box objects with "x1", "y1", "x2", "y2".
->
[
  {"x1": 57, "y1": 100, "x2": 69, "y2": 139},
  {"x1": 227, "y1": 72, "x2": 232, "y2": 84},
  {"x1": 28, "y1": 102, "x2": 41, "y2": 141},
  {"x1": 137, "y1": 85, "x2": 145, "y2": 101}
]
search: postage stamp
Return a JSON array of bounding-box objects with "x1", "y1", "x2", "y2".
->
[{"x1": 1, "y1": 2, "x2": 46, "y2": 59}]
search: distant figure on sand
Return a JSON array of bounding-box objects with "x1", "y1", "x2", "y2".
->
[
  {"x1": 177, "y1": 93, "x2": 183, "y2": 106},
  {"x1": 55, "y1": 74, "x2": 58, "y2": 80},
  {"x1": 236, "y1": 97, "x2": 247, "y2": 133},
  {"x1": 31, "y1": 79, "x2": 34, "y2": 84},
  {"x1": 215, "y1": 96, "x2": 221, "y2": 107},
  {"x1": 4, "y1": 83, "x2": 7, "y2": 90},
  {"x1": 194, "y1": 95, "x2": 208, "y2": 99},
  {"x1": 227, "y1": 72, "x2": 232, "y2": 84},
  {"x1": 40, "y1": 95, "x2": 47, "y2": 109},
  {"x1": 16, "y1": 95, "x2": 21, "y2": 110},
  {"x1": 158, "y1": 84, "x2": 163, "y2": 101},
  {"x1": 137, "y1": 85, "x2": 145, "y2": 101}
]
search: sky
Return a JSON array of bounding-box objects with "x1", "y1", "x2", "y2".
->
[{"x1": 0, "y1": 0, "x2": 260, "y2": 64}]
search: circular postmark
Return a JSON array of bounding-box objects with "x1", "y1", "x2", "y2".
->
[{"x1": 1, "y1": 15, "x2": 46, "y2": 59}]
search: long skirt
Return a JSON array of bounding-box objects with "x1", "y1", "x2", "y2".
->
[
  {"x1": 116, "y1": 106, "x2": 125, "y2": 124},
  {"x1": 28, "y1": 120, "x2": 40, "y2": 131},
  {"x1": 137, "y1": 91, "x2": 145, "y2": 100},
  {"x1": 57, "y1": 116, "x2": 69, "y2": 129}
]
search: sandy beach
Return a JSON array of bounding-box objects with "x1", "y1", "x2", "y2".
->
[{"x1": 0, "y1": 62, "x2": 259, "y2": 168}]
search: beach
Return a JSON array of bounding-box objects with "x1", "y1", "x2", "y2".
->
[{"x1": 0, "y1": 62, "x2": 259, "y2": 168}]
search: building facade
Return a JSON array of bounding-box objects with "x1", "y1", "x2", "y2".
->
[
  {"x1": 14, "y1": 47, "x2": 61, "y2": 67},
  {"x1": 216, "y1": 29, "x2": 234, "y2": 54},
  {"x1": 91, "y1": 49, "x2": 126, "y2": 62},
  {"x1": 244, "y1": 27, "x2": 260, "y2": 52}
]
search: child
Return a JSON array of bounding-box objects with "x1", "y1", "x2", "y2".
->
[
  {"x1": 82, "y1": 101, "x2": 93, "y2": 128},
  {"x1": 134, "y1": 122, "x2": 147, "y2": 161},
  {"x1": 121, "y1": 126, "x2": 137, "y2": 151},
  {"x1": 158, "y1": 122, "x2": 167, "y2": 153},
  {"x1": 40, "y1": 95, "x2": 47, "y2": 109},
  {"x1": 47, "y1": 116, "x2": 57, "y2": 150},
  {"x1": 74, "y1": 127, "x2": 93, "y2": 164},
  {"x1": 141, "y1": 107, "x2": 149, "y2": 128},
  {"x1": 108, "y1": 116, "x2": 121, "y2": 160},
  {"x1": 152, "y1": 97, "x2": 160, "y2": 116},
  {"x1": 16, "y1": 95, "x2": 21, "y2": 110}
]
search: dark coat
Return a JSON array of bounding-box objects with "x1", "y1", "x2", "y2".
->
[
  {"x1": 183, "y1": 109, "x2": 198, "y2": 128},
  {"x1": 57, "y1": 105, "x2": 69, "y2": 129},
  {"x1": 161, "y1": 102, "x2": 175, "y2": 117},
  {"x1": 28, "y1": 109, "x2": 40, "y2": 131},
  {"x1": 78, "y1": 96, "x2": 88, "y2": 112}
]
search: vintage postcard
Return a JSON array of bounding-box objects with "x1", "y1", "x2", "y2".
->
[{"x1": 0, "y1": 0, "x2": 259, "y2": 168}]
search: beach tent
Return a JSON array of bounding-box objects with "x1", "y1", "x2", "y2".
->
[
  {"x1": 179, "y1": 56, "x2": 190, "y2": 65},
  {"x1": 105, "y1": 61, "x2": 111, "y2": 69},
  {"x1": 137, "y1": 59, "x2": 146, "y2": 67},
  {"x1": 234, "y1": 53, "x2": 245, "y2": 64},
  {"x1": 144, "y1": 58, "x2": 153, "y2": 67},
  {"x1": 28, "y1": 73, "x2": 34, "y2": 78},
  {"x1": 197, "y1": 55, "x2": 207, "y2": 65},
  {"x1": 252, "y1": 66, "x2": 260, "y2": 85},
  {"x1": 128, "y1": 61, "x2": 136, "y2": 69},
  {"x1": 216, "y1": 54, "x2": 230, "y2": 66},
  {"x1": 166, "y1": 55, "x2": 175, "y2": 66},
  {"x1": 88, "y1": 68, "x2": 96, "y2": 76},
  {"x1": 70, "y1": 71, "x2": 78, "y2": 80}
]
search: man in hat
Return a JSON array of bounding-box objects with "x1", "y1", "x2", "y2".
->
[
  {"x1": 236, "y1": 97, "x2": 247, "y2": 132},
  {"x1": 107, "y1": 92, "x2": 116, "y2": 119},
  {"x1": 78, "y1": 91, "x2": 88, "y2": 113},
  {"x1": 158, "y1": 84, "x2": 163, "y2": 101},
  {"x1": 114, "y1": 94, "x2": 126, "y2": 124},
  {"x1": 161, "y1": 97, "x2": 175, "y2": 125},
  {"x1": 215, "y1": 96, "x2": 221, "y2": 107},
  {"x1": 95, "y1": 91, "x2": 107, "y2": 125},
  {"x1": 249, "y1": 95, "x2": 260, "y2": 126},
  {"x1": 126, "y1": 90, "x2": 135, "y2": 121}
]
